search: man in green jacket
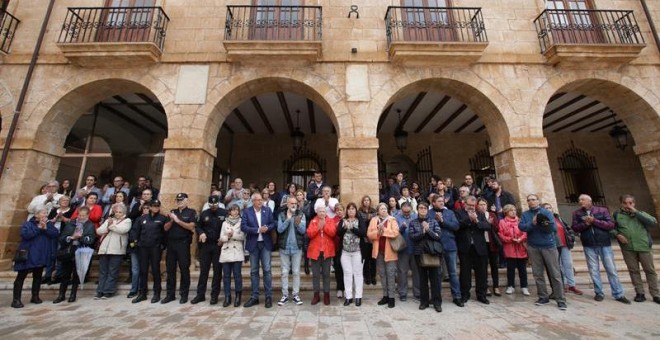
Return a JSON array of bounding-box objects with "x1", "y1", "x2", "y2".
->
[{"x1": 612, "y1": 194, "x2": 659, "y2": 304}]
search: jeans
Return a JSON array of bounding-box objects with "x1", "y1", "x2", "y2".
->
[
  {"x1": 621, "y1": 248, "x2": 659, "y2": 297},
  {"x1": 249, "y1": 242, "x2": 272, "y2": 299},
  {"x1": 341, "y1": 251, "x2": 364, "y2": 299},
  {"x1": 528, "y1": 246, "x2": 565, "y2": 302},
  {"x1": 377, "y1": 252, "x2": 398, "y2": 298},
  {"x1": 280, "y1": 251, "x2": 302, "y2": 296},
  {"x1": 443, "y1": 251, "x2": 461, "y2": 299},
  {"x1": 222, "y1": 261, "x2": 243, "y2": 297},
  {"x1": 97, "y1": 255, "x2": 123, "y2": 295},
  {"x1": 505, "y1": 258, "x2": 528, "y2": 288},
  {"x1": 398, "y1": 251, "x2": 420, "y2": 298},
  {"x1": 129, "y1": 251, "x2": 140, "y2": 294},
  {"x1": 311, "y1": 252, "x2": 332, "y2": 293},
  {"x1": 558, "y1": 247, "x2": 576, "y2": 287},
  {"x1": 584, "y1": 246, "x2": 624, "y2": 298}
]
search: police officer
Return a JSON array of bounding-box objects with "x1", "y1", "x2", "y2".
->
[
  {"x1": 162, "y1": 193, "x2": 197, "y2": 304},
  {"x1": 191, "y1": 195, "x2": 227, "y2": 305},
  {"x1": 131, "y1": 199, "x2": 168, "y2": 304}
]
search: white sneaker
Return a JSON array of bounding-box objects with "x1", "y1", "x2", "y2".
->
[
  {"x1": 337, "y1": 290, "x2": 343, "y2": 298},
  {"x1": 277, "y1": 296, "x2": 288, "y2": 306},
  {"x1": 522, "y1": 288, "x2": 530, "y2": 296},
  {"x1": 505, "y1": 286, "x2": 515, "y2": 295},
  {"x1": 292, "y1": 295, "x2": 303, "y2": 305}
]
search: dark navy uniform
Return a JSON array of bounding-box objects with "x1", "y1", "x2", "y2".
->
[
  {"x1": 165, "y1": 206, "x2": 197, "y2": 301},
  {"x1": 193, "y1": 206, "x2": 227, "y2": 302},
  {"x1": 133, "y1": 212, "x2": 168, "y2": 299}
]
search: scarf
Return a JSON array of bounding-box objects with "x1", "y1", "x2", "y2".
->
[{"x1": 226, "y1": 215, "x2": 241, "y2": 227}]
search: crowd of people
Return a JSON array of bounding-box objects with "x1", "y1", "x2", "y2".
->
[{"x1": 11, "y1": 171, "x2": 659, "y2": 312}]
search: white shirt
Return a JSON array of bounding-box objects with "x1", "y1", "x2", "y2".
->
[
  {"x1": 314, "y1": 197, "x2": 339, "y2": 219},
  {"x1": 255, "y1": 208, "x2": 263, "y2": 242},
  {"x1": 27, "y1": 193, "x2": 63, "y2": 220}
]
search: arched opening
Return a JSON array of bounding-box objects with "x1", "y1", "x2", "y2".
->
[{"x1": 557, "y1": 144, "x2": 605, "y2": 205}]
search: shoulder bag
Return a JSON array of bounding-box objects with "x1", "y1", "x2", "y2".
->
[{"x1": 390, "y1": 233, "x2": 407, "y2": 252}]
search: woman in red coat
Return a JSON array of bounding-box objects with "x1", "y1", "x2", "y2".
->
[
  {"x1": 498, "y1": 204, "x2": 529, "y2": 296},
  {"x1": 307, "y1": 206, "x2": 337, "y2": 305}
]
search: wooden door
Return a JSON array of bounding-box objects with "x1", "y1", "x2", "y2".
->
[
  {"x1": 97, "y1": 0, "x2": 156, "y2": 43},
  {"x1": 401, "y1": 0, "x2": 455, "y2": 42},
  {"x1": 547, "y1": 0, "x2": 603, "y2": 44},
  {"x1": 251, "y1": 0, "x2": 304, "y2": 41}
]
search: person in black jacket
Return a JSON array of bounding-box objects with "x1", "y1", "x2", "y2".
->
[
  {"x1": 131, "y1": 199, "x2": 168, "y2": 304},
  {"x1": 455, "y1": 196, "x2": 492, "y2": 304},
  {"x1": 410, "y1": 202, "x2": 443, "y2": 312},
  {"x1": 191, "y1": 195, "x2": 227, "y2": 305},
  {"x1": 484, "y1": 179, "x2": 516, "y2": 220},
  {"x1": 338, "y1": 202, "x2": 366, "y2": 306}
]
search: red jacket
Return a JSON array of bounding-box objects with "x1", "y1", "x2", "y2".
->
[
  {"x1": 71, "y1": 204, "x2": 103, "y2": 229},
  {"x1": 307, "y1": 215, "x2": 337, "y2": 260},
  {"x1": 498, "y1": 216, "x2": 528, "y2": 259}
]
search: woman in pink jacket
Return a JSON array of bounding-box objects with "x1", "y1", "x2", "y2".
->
[{"x1": 498, "y1": 204, "x2": 529, "y2": 296}]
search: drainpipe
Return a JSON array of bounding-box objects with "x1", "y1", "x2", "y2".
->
[
  {"x1": 640, "y1": 0, "x2": 660, "y2": 53},
  {"x1": 0, "y1": 0, "x2": 57, "y2": 181}
]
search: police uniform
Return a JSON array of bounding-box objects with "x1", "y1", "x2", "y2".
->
[
  {"x1": 192, "y1": 196, "x2": 227, "y2": 304},
  {"x1": 133, "y1": 205, "x2": 168, "y2": 302},
  {"x1": 164, "y1": 194, "x2": 197, "y2": 302}
]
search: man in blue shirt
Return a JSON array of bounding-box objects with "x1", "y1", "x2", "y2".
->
[{"x1": 395, "y1": 201, "x2": 418, "y2": 301}]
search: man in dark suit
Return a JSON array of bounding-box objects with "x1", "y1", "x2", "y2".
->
[
  {"x1": 455, "y1": 196, "x2": 491, "y2": 304},
  {"x1": 241, "y1": 192, "x2": 276, "y2": 308}
]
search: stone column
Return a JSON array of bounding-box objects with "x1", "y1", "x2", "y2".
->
[
  {"x1": 0, "y1": 148, "x2": 62, "y2": 270},
  {"x1": 160, "y1": 141, "x2": 216, "y2": 271},
  {"x1": 635, "y1": 145, "x2": 660, "y2": 238},
  {"x1": 337, "y1": 137, "x2": 380, "y2": 207},
  {"x1": 491, "y1": 137, "x2": 558, "y2": 210}
]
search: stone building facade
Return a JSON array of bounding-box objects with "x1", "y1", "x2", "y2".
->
[{"x1": 0, "y1": 0, "x2": 658, "y2": 268}]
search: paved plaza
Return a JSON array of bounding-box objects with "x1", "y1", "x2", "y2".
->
[{"x1": 1, "y1": 287, "x2": 658, "y2": 339}]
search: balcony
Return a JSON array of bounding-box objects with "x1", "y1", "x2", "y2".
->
[
  {"x1": 534, "y1": 9, "x2": 646, "y2": 65},
  {"x1": 385, "y1": 6, "x2": 488, "y2": 65},
  {"x1": 223, "y1": 5, "x2": 322, "y2": 63},
  {"x1": 0, "y1": 8, "x2": 20, "y2": 55},
  {"x1": 56, "y1": 7, "x2": 169, "y2": 67}
]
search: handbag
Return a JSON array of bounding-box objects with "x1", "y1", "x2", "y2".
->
[
  {"x1": 420, "y1": 253, "x2": 441, "y2": 267},
  {"x1": 57, "y1": 245, "x2": 76, "y2": 261},
  {"x1": 422, "y1": 237, "x2": 443, "y2": 256},
  {"x1": 13, "y1": 248, "x2": 28, "y2": 263},
  {"x1": 390, "y1": 234, "x2": 407, "y2": 252}
]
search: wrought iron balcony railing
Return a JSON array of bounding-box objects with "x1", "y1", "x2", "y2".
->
[
  {"x1": 0, "y1": 8, "x2": 20, "y2": 54},
  {"x1": 534, "y1": 9, "x2": 644, "y2": 54},
  {"x1": 385, "y1": 6, "x2": 487, "y2": 48},
  {"x1": 225, "y1": 5, "x2": 322, "y2": 41},
  {"x1": 58, "y1": 7, "x2": 169, "y2": 51}
]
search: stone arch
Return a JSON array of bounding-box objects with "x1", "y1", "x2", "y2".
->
[{"x1": 202, "y1": 75, "x2": 351, "y2": 148}]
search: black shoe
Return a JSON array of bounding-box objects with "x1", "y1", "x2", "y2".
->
[
  {"x1": 594, "y1": 294, "x2": 604, "y2": 302},
  {"x1": 355, "y1": 298, "x2": 362, "y2": 306},
  {"x1": 388, "y1": 297, "x2": 395, "y2": 308},
  {"x1": 11, "y1": 299, "x2": 24, "y2": 308},
  {"x1": 127, "y1": 292, "x2": 137, "y2": 299},
  {"x1": 265, "y1": 297, "x2": 272, "y2": 308},
  {"x1": 343, "y1": 299, "x2": 353, "y2": 306},
  {"x1": 477, "y1": 297, "x2": 490, "y2": 305},
  {"x1": 234, "y1": 293, "x2": 242, "y2": 307},
  {"x1": 94, "y1": 292, "x2": 103, "y2": 300},
  {"x1": 151, "y1": 294, "x2": 160, "y2": 304},
  {"x1": 535, "y1": 298, "x2": 550, "y2": 306},
  {"x1": 190, "y1": 296, "x2": 205, "y2": 304},
  {"x1": 653, "y1": 296, "x2": 660, "y2": 304},
  {"x1": 53, "y1": 294, "x2": 66, "y2": 304},
  {"x1": 419, "y1": 303, "x2": 429, "y2": 310},
  {"x1": 30, "y1": 296, "x2": 43, "y2": 304},
  {"x1": 68, "y1": 285, "x2": 78, "y2": 303},
  {"x1": 41, "y1": 278, "x2": 51, "y2": 285},
  {"x1": 50, "y1": 278, "x2": 61, "y2": 285},
  {"x1": 179, "y1": 296, "x2": 188, "y2": 304},
  {"x1": 210, "y1": 296, "x2": 219, "y2": 305},
  {"x1": 132, "y1": 294, "x2": 147, "y2": 303},
  {"x1": 557, "y1": 301, "x2": 567, "y2": 310},
  {"x1": 243, "y1": 297, "x2": 259, "y2": 308},
  {"x1": 634, "y1": 294, "x2": 646, "y2": 302},
  {"x1": 399, "y1": 296, "x2": 407, "y2": 302},
  {"x1": 453, "y1": 298, "x2": 464, "y2": 307},
  {"x1": 434, "y1": 304, "x2": 442, "y2": 312},
  {"x1": 223, "y1": 296, "x2": 231, "y2": 307},
  {"x1": 616, "y1": 296, "x2": 631, "y2": 305},
  {"x1": 161, "y1": 295, "x2": 176, "y2": 304},
  {"x1": 377, "y1": 296, "x2": 389, "y2": 305}
]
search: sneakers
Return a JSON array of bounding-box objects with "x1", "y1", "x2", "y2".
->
[
  {"x1": 277, "y1": 296, "x2": 289, "y2": 306},
  {"x1": 521, "y1": 288, "x2": 530, "y2": 296},
  {"x1": 616, "y1": 296, "x2": 631, "y2": 305},
  {"x1": 557, "y1": 301, "x2": 567, "y2": 310},
  {"x1": 505, "y1": 287, "x2": 514, "y2": 295},
  {"x1": 292, "y1": 295, "x2": 303, "y2": 305},
  {"x1": 567, "y1": 286, "x2": 584, "y2": 295},
  {"x1": 534, "y1": 298, "x2": 550, "y2": 306},
  {"x1": 594, "y1": 294, "x2": 604, "y2": 302},
  {"x1": 337, "y1": 290, "x2": 343, "y2": 299}
]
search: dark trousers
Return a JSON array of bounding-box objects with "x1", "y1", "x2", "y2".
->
[
  {"x1": 166, "y1": 239, "x2": 191, "y2": 298},
  {"x1": 311, "y1": 253, "x2": 332, "y2": 293},
  {"x1": 362, "y1": 243, "x2": 376, "y2": 283},
  {"x1": 459, "y1": 246, "x2": 488, "y2": 299},
  {"x1": 222, "y1": 261, "x2": 243, "y2": 297},
  {"x1": 61, "y1": 258, "x2": 83, "y2": 286},
  {"x1": 13, "y1": 267, "x2": 43, "y2": 300},
  {"x1": 334, "y1": 249, "x2": 344, "y2": 291},
  {"x1": 506, "y1": 258, "x2": 528, "y2": 288},
  {"x1": 488, "y1": 250, "x2": 500, "y2": 288},
  {"x1": 196, "y1": 243, "x2": 222, "y2": 298},
  {"x1": 97, "y1": 254, "x2": 123, "y2": 295},
  {"x1": 416, "y1": 256, "x2": 442, "y2": 306},
  {"x1": 138, "y1": 246, "x2": 162, "y2": 295}
]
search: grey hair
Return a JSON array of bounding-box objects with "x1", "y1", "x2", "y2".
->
[
  {"x1": 578, "y1": 194, "x2": 592, "y2": 202},
  {"x1": 48, "y1": 180, "x2": 60, "y2": 187},
  {"x1": 112, "y1": 203, "x2": 127, "y2": 214}
]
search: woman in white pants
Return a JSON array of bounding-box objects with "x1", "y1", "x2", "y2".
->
[{"x1": 339, "y1": 202, "x2": 367, "y2": 306}]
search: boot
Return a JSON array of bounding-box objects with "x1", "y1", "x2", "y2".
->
[
  {"x1": 304, "y1": 258, "x2": 310, "y2": 275},
  {"x1": 68, "y1": 284, "x2": 78, "y2": 303},
  {"x1": 30, "y1": 279, "x2": 43, "y2": 304},
  {"x1": 151, "y1": 292, "x2": 161, "y2": 304},
  {"x1": 53, "y1": 285, "x2": 67, "y2": 304},
  {"x1": 388, "y1": 297, "x2": 395, "y2": 308},
  {"x1": 323, "y1": 292, "x2": 330, "y2": 306},
  {"x1": 12, "y1": 281, "x2": 23, "y2": 308},
  {"x1": 223, "y1": 295, "x2": 232, "y2": 307},
  {"x1": 377, "y1": 296, "x2": 389, "y2": 305},
  {"x1": 311, "y1": 292, "x2": 321, "y2": 305},
  {"x1": 234, "y1": 292, "x2": 241, "y2": 307}
]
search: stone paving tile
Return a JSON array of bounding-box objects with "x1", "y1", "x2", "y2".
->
[{"x1": 1, "y1": 290, "x2": 659, "y2": 339}]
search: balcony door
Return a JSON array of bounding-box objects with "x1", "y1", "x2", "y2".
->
[
  {"x1": 250, "y1": 0, "x2": 304, "y2": 41},
  {"x1": 547, "y1": 0, "x2": 603, "y2": 44},
  {"x1": 401, "y1": 0, "x2": 456, "y2": 42},
  {"x1": 97, "y1": 0, "x2": 156, "y2": 43}
]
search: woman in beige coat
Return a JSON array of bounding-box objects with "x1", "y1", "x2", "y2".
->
[
  {"x1": 219, "y1": 204, "x2": 245, "y2": 307},
  {"x1": 95, "y1": 203, "x2": 132, "y2": 299},
  {"x1": 367, "y1": 202, "x2": 400, "y2": 308}
]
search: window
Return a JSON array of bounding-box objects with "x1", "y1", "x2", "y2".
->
[
  {"x1": 546, "y1": 0, "x2": 603, "y2": 44},
  {"x1": 282, "y1": 146, "x2": 325, "y2": 189},
  {"x1": 401, "y1": 0, "x2": 455, "y2": 42},
  {"x1": 251, "y1": 0, "x2": 304, "y2": 40},
  {"x1": 97, "y1": 0, "x2": 157, "y2": 43},
  {"x1": 558, "y1": 146, "x2": 605, "y2": 205}
]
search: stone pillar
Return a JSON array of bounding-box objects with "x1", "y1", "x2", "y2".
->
[
  {"x1": 337, "y1": 137, "x2": 379, "y2": 207},
  {"x1": 160, "y1": 141, "x2": 215, "y2": 270},
  {"x1": 635, "y1": 145, "x2": 660, "y2": 238},
  {"x1": 491, "y1": 137, "x2": 558, "y2": 210},
  {"x1": 0, "y1": 148, "x2": 62, "y2": 270}
]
